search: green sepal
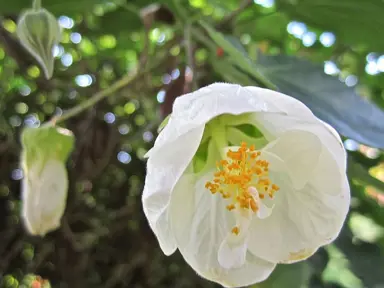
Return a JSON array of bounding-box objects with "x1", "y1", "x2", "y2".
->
[
  {"x1": 193, "y1": 138, "x2": 220, "y2": 177},
  {"x1": 226, "y1": 127, "x2": 267, "y2": 149},
  {"x1": 21, "y1": 126, "x2": 75, "y2": 171}
]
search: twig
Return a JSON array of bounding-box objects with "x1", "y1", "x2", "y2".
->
[
  {"x1": 216, "y1": 0, "x2": 254, "y2": 28},
  {"x1": 185, "y1": 23, "x2": 197, "y2": 92},
  {"x1": 61, "y1": 218, "x2": 84, "y2": 252},
  {"x1": 0, "y1": 238, "x2": 24, "y2": 274},
  {"x1": 0, "y1": 228, "x2": 19, "y2": 260},
  {"x1": 44, "y1": 55, "x2": 166, "y2": 127},
  {"x1": 104, "y1": 254, "x2": 147, "y2": 288},
  {"x1": 27, "y1": 242, "x2": 54, "y2": 272}
]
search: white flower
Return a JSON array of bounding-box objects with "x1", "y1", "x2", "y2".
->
[
  {"x1": 142, "y1": 83, "x2": 350, "y2": 287},
  {"x1": 21, "y1": 126, "x2": 74, "y2": 236}
]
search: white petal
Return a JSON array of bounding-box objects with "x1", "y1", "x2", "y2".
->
[
  {"x1": 257, "y1": 201, "x2": 273, "y2": 219},
  {"x1": 218, "y1": 208, "x2": 252, "y2": 270},
  {"x1": 263, "y1": 129, "x2": 322, "y2": 190},
  {"x1": 169, "y1": 171, "x2": 276, "y2": 287},
  {"x1": 147, "y1": 83, "x2": 284, "y2": 158},
  {"x1": 244, "y1": 86, "x2": 315, "y2": 119},
  {"x1": 22, "y1": 160, "x2": 68, "y2": 236},
  {"x1": 251, "y1": 113, "x2": 346, "y2": 173},
  {"x1": 218, "y1": 237, "x2": 248, "y2": 269},
  {"x1": 142, "y1": 126, "x2": 204, "y2": 255},
  {"x1": 247, "y1": 155, "x2": 350, "y2": 263}
]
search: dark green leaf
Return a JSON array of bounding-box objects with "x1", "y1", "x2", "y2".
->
[
  {"x1": 257, "y1": 53, "x2": 384, "y2": 148},
  {"x1": 334, "y1": 225, "x2": 384, "y2": 287},
  {"x1": 235, "y1": 13, "x2": 290, "y2": 43},
  {"x1": 348, "y1": 159, "x2": 384, "y2": 193},
  {"x1": 347, "y1": 159, "x2": 384, "y2": 226},
  {"x1": 200, "y1": 21, "x2": 277, "y2": 89},
  {"x1": 277, "y1": 0, "x2": 384, "y2": 51},
  {"x1": 254, "y1": 262, "x2": 311, "y2": 288}
]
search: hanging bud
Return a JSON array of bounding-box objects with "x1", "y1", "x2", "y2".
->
[
  {"x1": 21, "y1": 126, "x2": 75, "y2": 236},
  {"x1": 16, "y1": 0, "x2": 61, "y2": 79}
]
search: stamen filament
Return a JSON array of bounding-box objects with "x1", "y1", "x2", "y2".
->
[{"x1": 205, "y1": 142, "x2": 280, "y2": 235}]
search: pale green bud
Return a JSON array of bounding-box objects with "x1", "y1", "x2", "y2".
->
[
  {"x1": 21, "y1": 126, "x2": 75, "y2": 236},
  {"x1": 16, "y1": 3, "x2": 61, "y2": 79}
]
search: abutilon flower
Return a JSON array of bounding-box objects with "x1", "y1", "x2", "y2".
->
[{"x1": 142, "y1": 83, "x2": 350, "y2": 287}]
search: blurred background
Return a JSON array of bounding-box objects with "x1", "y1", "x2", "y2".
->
[{"x1": 0, "y1": 0, "x2": 384, "y2": 287}]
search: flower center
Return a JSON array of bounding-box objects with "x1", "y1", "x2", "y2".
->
[{"x1": 205, "y1": 142, "x2": 279, "y2": 235}]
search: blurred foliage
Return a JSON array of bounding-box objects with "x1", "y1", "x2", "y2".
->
[{"x1": 0, "y1": 0, "x2": 383, "y2": 287}]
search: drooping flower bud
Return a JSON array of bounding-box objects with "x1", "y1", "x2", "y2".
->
[
  {"x1": 21, "y1": 126, "x2": 75, "y2": 236},
  {"x1": 16, "y1": 0, "x2": 61, "y2": 79}
]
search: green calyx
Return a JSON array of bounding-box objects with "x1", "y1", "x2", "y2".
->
[
  {"x1": 21, "y1": 126, "x2": 75, "y2": 171},
  {"x1": 192, "y1": 113, "x2": 267, "y2": 175}
]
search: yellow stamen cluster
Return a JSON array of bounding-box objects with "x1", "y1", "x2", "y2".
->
[{"x1": 205, "y1": 142, "x2": 280, "y2": 235}]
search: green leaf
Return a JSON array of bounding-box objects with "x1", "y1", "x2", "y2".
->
[
  {"x1": 0, "y1": 0, "x2": 104, "y2": 15},
  {"x1": 347, "y1": 158, "x2": 384, "y2": 226},
  {"x1": 235, "y1": 12, "x2": 290, "y2": 42},
  {"x1": 277, "y1": 0, "x2": 384, "y2": 51},
  {"x1": 211, "y1": 59, "x2": 255, "y2": 85},
  {"x1": 323, "y1": 244, "x2": 364, "y2": 288},
  {"x1": 348, "y1": 159, "x2": 384, "y2": 193},
  {"x1": 256, "y1": 53, "x2": 384, "y2": 149},
  {"x1": 254, "y1": 262, "x2": 311, "y2": 288},
  {"x1": 334, "y1": 225, "x2": 384, "y2": 287},
  {"x1": 200, "y1": 21, "x2": 276, "y2": 90}
]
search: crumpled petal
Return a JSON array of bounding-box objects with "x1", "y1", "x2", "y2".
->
[{"x1": 170, "y1": 171, "x2": 276, "y2": 287}]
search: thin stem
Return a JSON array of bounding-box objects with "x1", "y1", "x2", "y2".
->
[
  {"x1": 185, "y1": 23, "x2": 197, "y2": 91},
  {"x1": 32, "y1": 0, "x2": 41, "y2": 10},
  {"x1": 172, "y1": 0, "x2": 189, "y2": 21},
  {"x1": 216, "y1": 0, "x2": 253, "y2": 28},
  {"x1": 44, "y1": 56, "x2": 165, "y2": 127},
  {"x1": 191, "y1": 27, "x2": 217, "y2": 51}
]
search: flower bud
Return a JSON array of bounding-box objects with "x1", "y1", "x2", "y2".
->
[
  {"x1": 16, "y1": 5, "x2": 61, "y2": 79},
  {"x1": 21, "y1": 126, "x2": 75, "y2": 236}
]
